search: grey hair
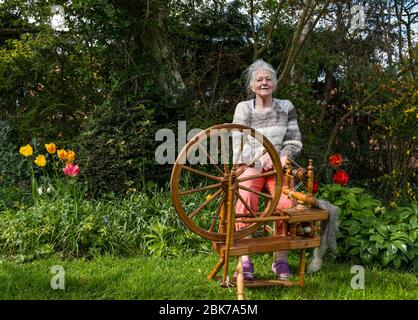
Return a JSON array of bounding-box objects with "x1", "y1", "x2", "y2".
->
[{"x1": 244, "y1": 59, "x2": 277, "y2": 94}]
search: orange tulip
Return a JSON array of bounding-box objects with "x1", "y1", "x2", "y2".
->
[
  {"x1": 57, "y1": 149, "x2": 68, "y2": 161},
  {"x1": 67, "y1": 150, "x2": 76, "y2": 162},
  {"x1": 45, "y1": 143, "x2": 56, "y2": 154}
]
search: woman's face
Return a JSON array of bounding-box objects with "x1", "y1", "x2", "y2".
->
[{"x1": 251, "y1": 69, "x2": 275, "y2": 98}]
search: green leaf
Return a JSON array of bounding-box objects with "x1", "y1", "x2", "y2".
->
[
  {"x1": 382, "y1": 250, "x2": 393, "y2": 266},
  {"x1": 330, "y1": 184, "x2": 342, "y2": 192},
  {"x1": 396, "y1": 207, "x2": 414, "y2": 221},
  {"x1": 413, "y1": 257, "x2": 418, "y2": 270},
  {"x1": 390, "y1": 231, "x2": 410, "y2": 242},
  {"x1": 409, "y1": 230, "x2": 417, "y2": 243},
  {"x1": 370, "y1": 234, "x2": 384, "y2": 244},
  {"x1": 360, "y1": 251, "x2": 373, "y2": 264},
  {"x1": 348, "y1": 222, "x2": 362, "y2": 236},
  {"x1": 410, "y1": 216, "x2": 417, "y2": 229},
  {"x1": 393, "y1": 241, "x2": 407, "y2": 254},
  {"x1": 349, "y1": 187, "x2": 365, "y2": 194},
  {"x1": 334, "y1": 199, "x2": 346, "y2": 206},
  {"x1": 406, "y1": 248, "x2": 416, "y2": 260},
  {"x1": 376, "y1": 224, "x2": 388, "y2": 237},
  {"x1": 346, "y1": 237, "x2": 361, "y2": 246},
  {"x1": 367, "y1": 244, "x2": 379, "y2": 255},
  {"x1": 349, "y1": 246, "x2": 361, "y2": 255},
  {"x1": 393, "y1": 256, "x2": 401, "y2": 269},
  {"x1": 386, "y1": 243, "x2": 398, "y2": 255}
]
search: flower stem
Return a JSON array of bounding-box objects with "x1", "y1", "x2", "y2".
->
[
  {"x1": 30, "y1": 161, "x2": 38, "y2": 203},
  {"x1": 73, "y1": 182, "x2": 78, "y2": 220}
]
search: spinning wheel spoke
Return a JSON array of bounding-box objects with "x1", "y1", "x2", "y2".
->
[
  {"x1": 181, "y1": 165, "x2": 222, "y2": 182},
  {"x1": 198, "y1": 144, "x2": 224, "y2": 176},
  {"x1": 188, "y1": 188, "x2": 223, "y2": 219},
  {"x1": 231, "y1": 128, "x2": 247, "y2": 172},
  {"x1": 236, "y1": 148, "x2": 267, "y2": 177},
  {"x1": 208, "y1": 192, "x2": 226, "y2": 232},
  {"x1": 232, "y1": 147, "x2": 243, "y2": 172},
  {"x1": 238, "y1": 184, "x2": 272, "y2": 199},
  {"x1": 179, "y1": 183, "x2": 222, "y2": 196},
  {"x1": 237, "y1": 169, "x2": 276, "y2": 183},
  {"x1": 235, "y1": 190, "x2": 256, "y2": 217}
]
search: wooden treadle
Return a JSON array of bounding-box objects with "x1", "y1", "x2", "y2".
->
[
  {"x1": 214, "y1": 235, "x2": 320, "y2": 257},
  {"x1": 226, "y1": 279, "x2": 299, "y2": 287}
]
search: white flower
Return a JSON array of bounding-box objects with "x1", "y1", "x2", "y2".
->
[
  {"x1": 47, "y1": 186, "x2": 52, "y2": 193},
  {"x1": 37, "y1": 186, "x2": 43, "y2": 196},
  {"x1": 374, "y1": 206, "x2": 386, "y2": 214}
]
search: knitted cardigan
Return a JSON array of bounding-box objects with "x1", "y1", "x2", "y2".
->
[{"x1": 232, "y1": 99, "x2": 303, "y2": 163}]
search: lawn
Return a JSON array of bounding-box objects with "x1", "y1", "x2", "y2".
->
[{"x1": 1, "y1": 253, "x2": 417, "y2": 300}]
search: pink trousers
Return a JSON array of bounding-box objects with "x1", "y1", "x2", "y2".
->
[{"x1": 235, "y1": 166, "x2": 294, "y2": 235}]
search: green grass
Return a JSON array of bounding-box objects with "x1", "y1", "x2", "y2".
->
[{"x1": 0, "y1": 253, "x2": 417, "y2": 300}]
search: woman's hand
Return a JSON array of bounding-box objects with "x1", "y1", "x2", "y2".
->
[
  {"x1": 280, "y1": 155, "x2": 288, "y2": 168},
  {"x1": 260, "y1": 153, "x2": 273, "y2": 171},
  {"x1": 259, "y1": 154, "x2": 288, "y2": 171}
]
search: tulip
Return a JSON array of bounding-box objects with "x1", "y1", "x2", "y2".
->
[
  {"x1": 329, "y1": 153, "x2": 343, "y2": 167},
  {"x1": 19, "y1": 144, "x2": 33, "y2": 157},
  {"x1": 34, "y1": 155, "x2": 47, "y2": 167},
  {"x1": 312, "y1": 180, "x2": 319, "y2": 193},
  {"x1": 45, "y1": 143, "x2": 56, "y2": 154},
  {"x1": 63, "y1": 163, "x2": 80, "y2": 177},
  {"x1": 333, "y1": 169, "x2": 350, "y2": 186},
  {"x1": 66, "y1": 150, "x2": 76, "y2": 162},
  {"x1": 57, "y1": 149, "x2": 68, "y2": 161}
]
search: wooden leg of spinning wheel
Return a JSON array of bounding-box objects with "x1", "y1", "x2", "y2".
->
[
  {"x1": 299, "y1": 248, "x2": 306, "y2": 287},
  {"x1": 208, "y1": 257, "x2": 225, "y2": 281},
  {"x1": 222, "y1": 173, "x2": 235, "y2": 285},
  {"x1": 236, "y1": 256, "x2": 245, "y2": 300}
]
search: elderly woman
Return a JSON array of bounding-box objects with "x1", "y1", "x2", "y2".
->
[{"x1": 233, "y1": 59, "x2": 303, "y2": 281}]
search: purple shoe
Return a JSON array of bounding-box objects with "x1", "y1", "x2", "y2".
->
[
  {"x1": 234, "y1": 260, "x2": 254, "y2": 281},
  {"x1": 272, "y1": 260, "x2": 292, "y2": 280}
]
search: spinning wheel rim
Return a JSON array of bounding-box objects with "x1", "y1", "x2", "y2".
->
[{"x1": 170, "y1": 123, "x2": 283, "y2": 242}]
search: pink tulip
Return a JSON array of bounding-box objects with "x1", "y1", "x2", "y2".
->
[{"x1": 63, "y1": 163, "x2": 80, "y2": 177}]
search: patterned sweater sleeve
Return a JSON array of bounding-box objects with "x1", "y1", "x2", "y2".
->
[
  {"x1": 281, "y1": 101, "x2": 303, "y2": 159},
  {"x1": 232, "y1": 102, "x2": 250, "y2": 164},
  {"x1": 232, "y1": 101, "x2": 250, "y2": 125}
]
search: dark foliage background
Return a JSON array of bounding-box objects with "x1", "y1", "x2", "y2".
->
[{"x1": 1, "y1": 0, "x2": 416, "y2": 204}]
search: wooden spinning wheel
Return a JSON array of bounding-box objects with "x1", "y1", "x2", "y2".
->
[
  {"x1": 170, "y1": 123, "x2": 283, "y2": 242},
  {"x1": 170, "y1": 123, "x2": 330, "y2": 300}
]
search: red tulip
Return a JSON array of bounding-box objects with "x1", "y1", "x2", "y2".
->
[
  {"x1": 63, "y1": 163, "x2": 80, "y2": 177},
  {"x1": 333, "y1": 169, "x2": 349, "y2": 185},
  {"x1": 312, "y1": 180, "x2": 319, "y2": 193},
  {"x1": 329, "y1": 153, "x2": 343, "y2": 167}
]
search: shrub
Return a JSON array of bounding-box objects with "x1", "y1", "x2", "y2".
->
[
  {"x1": 319, "y1": 184, "x2": 418, "y2": 270},
  {"x1": 0, "y1": 190, "x2": 210, "y2": 262},
  {"x1": 75, "y1": 103, "x2": 155, "y2": 197},
  {"x1": 0, "y1": 121, "x2": 28, "y2": 187}
]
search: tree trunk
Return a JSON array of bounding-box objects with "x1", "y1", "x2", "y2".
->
[
  {"x1": 148, "y1": 0, "x2": 185, "y2": 98},
  {"x1": 395, "y1": 0, "x2": 404, "y2": 62}
]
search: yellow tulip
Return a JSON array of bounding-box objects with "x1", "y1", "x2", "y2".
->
[
  {"x1": 19, "y1": 144, "x2": 33, "y2": 157},
  {"x1": 206, "y1": 194, "x2": 212, "y2": 201},
  {"x1": 34, "y1": 155, "x2": 46, "y2": 167},
  {"x1": 57, "y1": 149, "x2": 68, "y2": 161},
  {"x1": 67, "y1": 150, "x2": 76, "y2": 162},
  {"x1": 45, "y1": 143, "x2": 56, "y2": 154}
]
